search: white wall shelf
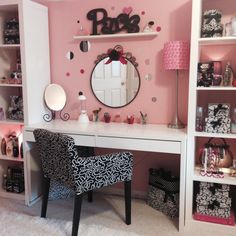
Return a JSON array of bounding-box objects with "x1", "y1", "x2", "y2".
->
[
  {"x1": 73, "y1": 32, "x2": 158, "y2": 40},
  {"x1": 199, "y1": 36, "x2": 236, "y2": 45},
  {"x1": 193, "y1": 132, "x2": 236, "y2": 139},
  {"x1": 0, "y1": 155, "x2": 24, "y2": 162},
  {"x1": 0, "y1": 119, "x2": 24, "y2": 125},
  {"x1": 0, "y1": 84, "x2": 22, "y2": 87},
  {"x1": 0, "y1": 44, "x2": 20, "y2": 48},
  {"x1": 196, "y1": 86, "x2": 236, "y2": 91},
  {"x1": 193, "y1": 170, "x2": 236, "y2": 186}
]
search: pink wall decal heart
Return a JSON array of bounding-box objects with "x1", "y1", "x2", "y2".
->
[{"x1": 123, "y1": 6, "x2": 133, "y2": 15}]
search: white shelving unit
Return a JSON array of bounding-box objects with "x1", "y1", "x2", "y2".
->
[
  {"x1": 73, "y1": 31, "x2": 158, "y2": 41},
  {"x1": 0, "y1": 0, "x2": 50, "y2": 202},
  {"x1": 186, "y1": 0, "x2": 236, "y2": 235}
]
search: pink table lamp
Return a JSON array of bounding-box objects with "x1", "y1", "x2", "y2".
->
[{"x1": 163, "y1": 41, "x2": 190, "y2": 129}]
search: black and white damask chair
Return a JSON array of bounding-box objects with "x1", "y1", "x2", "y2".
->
[{"x1": 33, "y1": 129, "x2": 133, "y2": 236}]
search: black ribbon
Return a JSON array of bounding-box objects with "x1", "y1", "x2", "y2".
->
[
  {"x1": 208, "y1": 200, "x2": 220, "y2": 210},
  {"x1": 213, "y1": 104, "x2": 228, "y2": 116},
  {"x1": 210, "y1": 118, "x2": 222, "y2": 129}
]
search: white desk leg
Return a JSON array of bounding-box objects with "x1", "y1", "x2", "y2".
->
[{"x1": 179, "y1": 138, "x2": 187, "y2": 233}]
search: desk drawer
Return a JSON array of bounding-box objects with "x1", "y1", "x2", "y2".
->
[
  {"x1": 96, "y1": 136, "x2": 181, "y2": 154},
  {"x1": 24, "y1": 131, "x2": 96, "y2": 147}
]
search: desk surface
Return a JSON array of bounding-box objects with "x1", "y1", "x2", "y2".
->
[{"x1": 24, "y1": 120, "x2": 187, "y2": 141}]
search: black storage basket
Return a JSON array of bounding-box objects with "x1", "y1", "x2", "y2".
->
[{"x1": 149, "y1": 168, "x2": 180, "y2": 193}]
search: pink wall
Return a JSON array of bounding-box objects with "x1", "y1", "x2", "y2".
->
[{"x1": 35, "y1": 0, "x2": 192, "y2": 193}]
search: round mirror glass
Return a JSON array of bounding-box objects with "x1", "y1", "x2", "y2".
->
[
  {"x1": 91, "y1": 51, "x2": 140, "y2": 108},
  {"x1": 44, "y1": 84, "x2": 66, "y2": 111}
]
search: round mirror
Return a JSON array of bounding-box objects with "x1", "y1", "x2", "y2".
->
[
  {"x1": 90, "y1": 46, "x2": 140, "y2": 108},
  {"x1": 80, "y1": 41, "x2": 91, "y2": 52},
  {"x1": 66, "y1": 51, "x2": 74, "y2": 60},
  {"x1": 44, "y1": 84, "x2": 66, "y2": 111}
]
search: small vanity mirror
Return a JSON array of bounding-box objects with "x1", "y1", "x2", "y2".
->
[
  {"x1": 91, "y1": 45, "x2": 140, "y2": 108},
  {"x1": 43, "y1": 84, "x2": 70, "y2": 121}
]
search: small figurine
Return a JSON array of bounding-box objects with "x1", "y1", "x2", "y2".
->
[
  {"x1": 143, "y1": 21, "x2": 154, "y2": 32},
  {"x1": 140, "y1": 111, "x2": 147, "y2": 125},
  {"x1": 92, "y1": 107, "x2": 102, "y2": 122}
]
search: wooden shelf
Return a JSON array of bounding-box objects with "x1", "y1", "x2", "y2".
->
[
  {"x1": 0, "y1": 83, "x2": 22, "y2": 88},
  {"x1": 73, "y1": 32, "x2": 159, "y2": 40},
  {"x1": 199, "y1": 36, "x2": 236, "y2": 45},
  {"x1": 0, "y1": 155, "x2": 24, "y2": 162},
  {"x1": 0, "y1": 44, "x2": 20, "y2": 48},
  {"x1": 197, "y1": 86, "x2": 236, "y2": 91},
  {"x1": 0, "y1": 119, "x2": 24, "y2": 125}
]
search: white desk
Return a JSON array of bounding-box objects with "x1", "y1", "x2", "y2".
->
[{"x1": 23, "y1": 120, "x2": 187, "y2": 232}]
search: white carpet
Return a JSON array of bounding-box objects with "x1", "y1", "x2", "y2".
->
[{"x1": 0, "y1": 208, "x2": 139, "y2": 236}]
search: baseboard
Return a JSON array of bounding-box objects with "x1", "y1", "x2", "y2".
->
[{"x1": 96, "y1": 187, "x2": 147, "y2": 200}]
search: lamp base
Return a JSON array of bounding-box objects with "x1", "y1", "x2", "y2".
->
[
  {"x1": 168, "y1": 117, "x2": 185, "y2": 129},
  {"x1": 78, "y1": 113, "x2": 89, "y2": 124},
  {"x1": 168, "y1": 122, "x2": 185, "y2": 129}
]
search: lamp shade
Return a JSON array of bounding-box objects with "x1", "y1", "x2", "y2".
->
[{"x1": 163, "y1": 41, "x2": 190, "y2": 70}]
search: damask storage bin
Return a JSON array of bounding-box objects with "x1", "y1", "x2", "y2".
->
[
  {"x1": 147, "y1": 168, "x2": 180, "y2": 218},
  {"x1": 195, "y1": 182, "x2": 232, "y2": 218}
]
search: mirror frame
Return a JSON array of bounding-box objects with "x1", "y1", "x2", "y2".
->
[{"x1": 90, "y1": 45, "x2": 141, "y2": 108}]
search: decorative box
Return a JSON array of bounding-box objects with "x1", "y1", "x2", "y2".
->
[
  {"x1": 196, "y1": 182, "x2": 232, "y2": 219},
  {"x1": 208, "y1": 104, "x2": 230, "y2": 119},
  {"x1": 197, "y1": 62, "x2": 214, "y2": 87},
  {"x1": 205, "y1": 117, "x2": 231, "y2": 133},
  {"x1": 7, "y1": 96, "x2": 24, "y2": 121},
  {"x1": 205, "y1": 103, "x2": 231, "y2": 133},
  {"x1": 6, "y1": 166, "x2": 24, "y2": 193},
  {"x1": 201, "y1": 9, "x2": 223, "y2": 38},
  {"x1": 194, "y1": 212, "x2": 235, "y2": 226},
  {"x1": 4, "y1": 18, "x2": 20, "y2": 44}
]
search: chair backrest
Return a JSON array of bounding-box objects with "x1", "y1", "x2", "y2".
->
[{"x1": 33, "y1": 129, "x2": 77, "y2": 188}]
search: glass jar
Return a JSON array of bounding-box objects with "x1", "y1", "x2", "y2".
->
[
  {"x1": 231, "y1": 108, "x2": 236, "y2": 134},
  {"x1": 196, "y1": 106, "x2": 204, "y2": 132},
  {"x1": 231, "y1": 17, "x2": 236, "y2": 36}
]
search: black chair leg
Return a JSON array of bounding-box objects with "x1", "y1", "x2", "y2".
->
[
  {"x1": 87, "y1": 190, "x2": 93, "y2": 203},
  {"x1": 72, "y1": 194, "x2": 83, "y2": 236},
  {"x1": 124, "y1": 180, "x2": 131, "y2": 225},
  {"x1": 41, "y1": 177, "x2": 50, "y2": 218}
]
